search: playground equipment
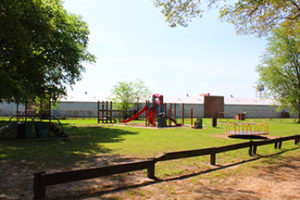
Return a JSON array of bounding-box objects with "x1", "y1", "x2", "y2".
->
[
  {"x1": 121, "y1": 94, "x2": 187, "y2": 128},
  {"x1": 225, "y1": 122, "x2": 268, "y2": 139},
  {"x1": 97, "y1": 101, "x2": 119, "y2": 123},
  {"x1": 0, "y1": 96, "x2": 67, "y2": 139}
]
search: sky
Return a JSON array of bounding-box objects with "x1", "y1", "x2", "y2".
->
[{"x1": 63, "y1": 0, "x2": 267, "y2": 101}]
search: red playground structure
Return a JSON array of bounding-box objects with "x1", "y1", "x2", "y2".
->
[{"x1": 121, "y1": 94, "x2": 182, "y2": 127}]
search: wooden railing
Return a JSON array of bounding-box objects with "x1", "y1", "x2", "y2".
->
[{"x1": 33, "y1": 134, "x2": 300, "y2": 199}]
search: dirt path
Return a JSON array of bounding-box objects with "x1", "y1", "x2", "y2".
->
[
  {"x1": 86, "y1": 150, "x2": 300, "y2": 200},
  {"x1": 1, "y1": 149, "x2": 299, "y2": 200}
]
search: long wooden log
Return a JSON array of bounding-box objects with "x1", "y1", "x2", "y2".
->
[{"x1": 44, "y1": 160, "x2": 155, "y2": 186}]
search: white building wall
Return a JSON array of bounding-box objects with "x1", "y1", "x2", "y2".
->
[
  {"x1": 224, "y1": 104, "x2": 282, "y2": 118},
  {"x1": 53, "y1": 102, "x2": 98, "y2": 118},
  {"x1": 0, "y1": 102, "x2": 25, "y2": 116},
  {"x1": 0, "y1": 101, "x2": 296, "y2": 118}
]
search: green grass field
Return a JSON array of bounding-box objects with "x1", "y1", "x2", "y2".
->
[{"x1": 0, "y1": 117, "x2": 299, "y2": 177}]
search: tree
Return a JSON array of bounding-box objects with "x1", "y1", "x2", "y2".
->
[
  {"x1": 153, "y1": 0, "x2": 300, "y2": 37},
  {"x1": 110, "y1": 80, "x2": 151, "y2": 119},
  {"x1": 110, "y1": 82, "x2": 134, "y2": 119},
  {"x1": 133, "y1": 79, "x2": 151, "y2": 110},
  {"x1": 256, "y1": 27, "x2": 300, "y2": 122},
  {"x1": 0, "y1": 0, "x2": 95, "y2": 104}
]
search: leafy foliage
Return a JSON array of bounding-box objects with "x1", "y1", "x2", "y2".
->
[
  {"x1": 133, "y1": 79, "x2": 151, "y2": 104},
  {"x1": 110, "y1": 82, "x2": 135, "y2": 118},
  {"x1": 220, "y1": 0, "x2": 300, "y2": 37},
  {"x1": 0, "y1": 0, "x2": 95, "y2": 103},
  {"x1": 257, "y1": 27, "x2": 300, "y2": 122},
  {"x1": 110, "y1": 80, "x2": 151, "y2": 118},
  {"x1": 153, "y1": 0, "x2": 300, "y2": 37},
  {"x1": 31, "y1": 95, "x2": 59, "y2": 115},
  {"x1": 153, "y1": 0, "x2": 203, "y2": 27}
]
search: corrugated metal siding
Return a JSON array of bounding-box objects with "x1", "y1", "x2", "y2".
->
[{"x1": 0, "y1": 101, "x2": 296, "y2": 118}]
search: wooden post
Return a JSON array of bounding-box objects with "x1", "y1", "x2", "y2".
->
[
  {"x1": 106, "y1": 101, "x2": 109, "y2": 123},
  {"x1": 147, "y1": 161, "x2": 156, "y2": 179},
  {"x1": 212, "y1": 118, "x2": 217, "y2": 127},
  {"x1": 274, "y1": 142, "x2": 278, "y2": 149},
  {"x1": 174, "y1": 103, "x2": 176, "y2": 121},
  {"x1": 169, "y1": 104, "x2": 172, "y2": 126},
  {"x1": 278, "y1": 141, "x2": 282, "y2": 149},
  {"x1": 248, "y1": 141, "x2": 253, "y2": 156},
  {"x1": 97, "y1": 101, "x2": 100, "y2": 123},
  {"x1": 33, "y1": 172, "x2": 46, "y2": 199},
  {"x1": 110, "y1": 101, "x2": 113, "y2": 123},
  {"x1": 165, "y1": 103, "x2": 167, "y2": 118},
  {"x1": 101, "y1": 101, "x2": 104, "y2": 123},
  {"x1": 210, "y1": 152, "x2": 216, "y2": 165},
  {"x1": 253, "y1": 145, "x2": 257, "y2": 155},
  {"x1": 182, "y1": 103, "x2": 184, "y2": 126},
  {"x1": 191, "y1": 107, "x2": 193, "y2": 127},
  {"x1": 153, "y1": 101, "x2": 157, "y2": 126},
  {"x1": 145, "y1": 101, "x2": 148, "y2": 127}
]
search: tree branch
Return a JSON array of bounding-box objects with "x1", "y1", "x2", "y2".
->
[{"x1": 288, "y1": 0, "x2": 300, "y2": 12}]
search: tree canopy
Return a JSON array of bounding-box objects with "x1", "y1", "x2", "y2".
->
[
  {"x1": 153, "y1": 0, "x2": 300, "y2": 37},
  {"x1": 0, "y1": 0, "x2": 95, "y2": 103},
  {"x1": 110, "y1": 80, "x2": 151, "y2": 118},
  {"x1": 133, "y1": 79, "x2": 151, "y2": 105},
  {"x1": 256, "y1": 27, "x2": 300, "y2": 122}
]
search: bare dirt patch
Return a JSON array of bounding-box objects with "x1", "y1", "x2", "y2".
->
[
  {"x1": 85, "y1": 150, "x2": 300, "y2": 200},
  {"x1": 1, "y1": 149, "x2": 299, "y2": 200}
]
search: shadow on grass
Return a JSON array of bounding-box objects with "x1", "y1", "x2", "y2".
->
[
  {"x1": 0, "y1": 123, "x2": 138, "y2": 169},
  {"x1": 63, "y1": 147, "x2": 300, "y2": 200}
]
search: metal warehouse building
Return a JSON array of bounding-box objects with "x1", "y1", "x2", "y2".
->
[{"x1": 0, "y1": 94, "x2": 295, "y2": 119}]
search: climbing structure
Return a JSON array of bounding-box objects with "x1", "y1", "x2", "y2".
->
[
  {"x1": 0, "y1": 96, "x2": 67, "y2": 139},
  {"x1": 121, "y1": 94, "x2": 182, "y2": 128},
  {"x1": 146, "y1": 94, "x2": 167, "y2": 127}
]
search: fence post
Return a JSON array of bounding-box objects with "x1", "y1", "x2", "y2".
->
[
  {"x1": 248, "y1": 141, "x2": 253, "y2": 156},
  {"x1": 97, "y1": 101, "x2": 100, "y2": 123},
  {"x1": 182, "y1": 103, "x2": 184, "y2": 126},
  {"x1": 147, "y1": 160, "x2": 156, "y2": 179},
  {"x1": 105, "y1": 101, "x2": 109, "y2": 123},
  {"x1": 278, "y1": 141, "x2": 282, "y2": 149},
  {"x1": 274, "y1": 142, "x2": 278, "y2": 149},
  {"x1": 191, "y1": 108, "x2": 193, "y2": 127},
  {"x1": 110, "y1": 101, "x2": 113, "y2": 123},
  {"x1": 33, "y1": 172, "x2": 46, "y2": 199},
  {"x1": 210, "y1": 152, "x2": 216, "y2": 165},
  {"x1": 253, "y1": 145, "x2": 257, "y2": 155},
  {"x1": 102, "y1": 102, "x2": 105, "y2": 123}
]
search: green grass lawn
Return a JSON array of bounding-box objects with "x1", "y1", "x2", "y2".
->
[{"x1": 0, "y1": 117, "x2": 299, "y2": 177}]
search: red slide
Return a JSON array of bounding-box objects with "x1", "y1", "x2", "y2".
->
[{"x1": 121, "y1": 105, "x2": 147, "y2": 123}]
